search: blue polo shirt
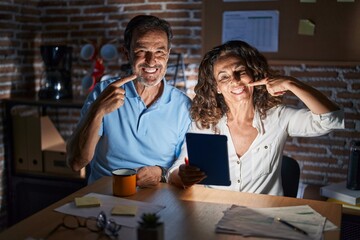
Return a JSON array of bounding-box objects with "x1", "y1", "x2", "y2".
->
[{"x1": 81, "y1": 78, "x2": 191, "y2": 184}]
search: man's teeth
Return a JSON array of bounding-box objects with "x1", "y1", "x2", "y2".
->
[{"x1": 144, "y1": 68, "x2": 156, "y2": 73}]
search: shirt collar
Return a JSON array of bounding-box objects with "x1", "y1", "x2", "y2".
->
[{"x1": 124, "y1": 78, "x2": 171, "y2": 105}]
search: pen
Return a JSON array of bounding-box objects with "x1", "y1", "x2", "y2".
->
[
  {"x1": 185, "y1": 157, "x2": 189, "y2": 165},
  {"x1": 275, "y1": 217, "x2": 308, "y2": 236}
]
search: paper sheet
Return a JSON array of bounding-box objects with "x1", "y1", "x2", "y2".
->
[
  {"x1": 222, "y1": 10, "x2": 279, "y2": 52},
  {"x1": 55, "y1": 193, "x2": 165, "y2": 228},
  {"x1": 216, "y1": 205, "x2": 338, "y2": 240}
]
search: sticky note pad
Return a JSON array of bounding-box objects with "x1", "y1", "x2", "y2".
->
[
  {"x1": 111, "y1": 205, "x2": 138, "y2": 216},
  {"x1": 298, "y1": 19, "x2": 315, "y2": 36},
  {"x1": 74, "y1": 197, "x2": 101, "y2": 208}
]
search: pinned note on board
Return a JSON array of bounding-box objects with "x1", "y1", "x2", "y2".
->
[{"x1": 298, "y1": 19, "x2": 315, "y2": 36}]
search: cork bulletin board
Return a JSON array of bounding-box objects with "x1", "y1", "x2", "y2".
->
[{"x1": 202, "y1": 0, "x2": 360, "y2": 62}]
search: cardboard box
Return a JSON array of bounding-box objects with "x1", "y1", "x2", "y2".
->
[
  {"x1": 12, "y1": 114, "x2": 86, "y2": 178},
  {"x1": 43, "y1": 143, "x2": 85, "y2": 178}
]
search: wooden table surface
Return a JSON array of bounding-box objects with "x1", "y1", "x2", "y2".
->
[{"x1": 0, "y1": 176, "x2": 341, "y2": 240}]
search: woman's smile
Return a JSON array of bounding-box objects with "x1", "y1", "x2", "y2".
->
[{"x1": 230, "y1": 86, "x2": 246, "y2": 95}]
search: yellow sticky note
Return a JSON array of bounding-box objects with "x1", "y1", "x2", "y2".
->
[
  {"x1": 111, "y1": 205, "x2": 138, "y2": 216},
  {"x1": 74, "y1": 197, "x2": 101, "y2": 208},
  {"x1": 298, "y1": 19, "x2": 315, "y2": 36}
]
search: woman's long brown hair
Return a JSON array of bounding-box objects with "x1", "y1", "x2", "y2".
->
[{"x1": 191, "y1": 40, "x2": 282, "y2": 130}]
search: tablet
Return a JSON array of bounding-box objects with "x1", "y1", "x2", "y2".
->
[{"x1": 185, "y1": 133, "x2": 231, "y2": 186}]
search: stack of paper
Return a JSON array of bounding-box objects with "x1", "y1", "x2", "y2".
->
[{"x1": 215, "y1": 205, "x2": 337, "y2": 240}]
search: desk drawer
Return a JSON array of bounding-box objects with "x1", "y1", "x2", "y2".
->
[{"x1": 341, "y1": 213, "x2": 360, "y2": 240}]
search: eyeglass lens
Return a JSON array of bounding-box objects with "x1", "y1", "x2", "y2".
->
[
  {"x1": 45, "y1": 213, "x2": 121, "y2": 239},
  {"x1": 86, "y1": 217, "x2": 102, "y2": 232},
  {"x1": 63, "y1": 215, "x2": 100, "y2": 232},
  {"x1": 63, "y1": 215, "x2": 81, "y2": 229}
]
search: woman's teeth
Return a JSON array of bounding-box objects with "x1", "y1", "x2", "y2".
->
[{"x1": 231, "y1": 87, "x2": 245, "y2": 94}]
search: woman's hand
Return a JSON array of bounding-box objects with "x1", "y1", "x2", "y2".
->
[
  {"x1": 248, "y1": 76, "x2": 294, "y2": 96},
  {"x1": 178, "y1": 164, "x2": 207, "y2": 188}
]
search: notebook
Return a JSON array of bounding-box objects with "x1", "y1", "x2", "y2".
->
[{"x1": 186, "y1": 133, "x2": 231, "y2": 186}]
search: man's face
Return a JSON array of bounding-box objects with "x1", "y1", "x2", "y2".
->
[{"x1": 127, "y1": 29, "x2": 170, "y2": 87}]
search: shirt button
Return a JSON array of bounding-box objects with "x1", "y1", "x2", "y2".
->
[
  {"x1": 237, "y1": 161, "x2": 240, "y2": 164},
  {"x1": 264, "y1": 145, "x2": 268, "y2": 149},
  {"x1": 237, "y1": 180, "x2": 240, "y2": 183}
]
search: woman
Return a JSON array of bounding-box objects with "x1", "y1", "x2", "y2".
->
[{"x1": 167, "y1": 40, "x2": 344, "y2": 195}]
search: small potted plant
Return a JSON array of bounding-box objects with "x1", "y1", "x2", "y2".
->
[{"x1": 137, "y1": 213, "x2": 164, "y2": 240}]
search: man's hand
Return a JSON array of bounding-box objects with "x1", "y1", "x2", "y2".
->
[
  {"x1": 136, "y1": 166, "x2": 162, "y2": 187},
  {"x1": 93, "y1": 74, "x2": 137, "y2": 116}
]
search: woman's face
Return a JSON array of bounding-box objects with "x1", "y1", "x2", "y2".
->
[
  {"x1": 127, "y1": 29, "x2": 170, "y2": 87},
  {"x1": 214, "y1": 53, "x2": 254, "y2": 104}
]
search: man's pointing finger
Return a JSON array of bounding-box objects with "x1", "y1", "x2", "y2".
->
[{"x1": 111, "y1": 74, "x2": 138, "y2": 87}]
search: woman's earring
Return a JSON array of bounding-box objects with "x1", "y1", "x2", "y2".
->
[{"x1": 217, "y1": 91, "x2": 221, "y2": 94}]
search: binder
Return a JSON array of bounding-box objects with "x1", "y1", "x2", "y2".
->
[{"x1": 12, "y1": 116, "x2": 28, "y2": 171}]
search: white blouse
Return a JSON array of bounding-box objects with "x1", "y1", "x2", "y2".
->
[{"x1": 167, "y1": 105, "x2": 345, "y2": 196}]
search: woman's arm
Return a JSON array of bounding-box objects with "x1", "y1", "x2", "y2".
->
[
  {"x1": 284, "y1": 76, "x2": 339, "y2": 114},
  {"x1": 248, "y1": 76, "x2": 339, "y2": 115}
]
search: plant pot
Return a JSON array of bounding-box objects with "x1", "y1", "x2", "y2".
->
[{"x1": 137, "y1": 223, "x2": 164, "y2": 240}]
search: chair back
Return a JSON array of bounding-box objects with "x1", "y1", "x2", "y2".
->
[{"x1": 281, "y1": 156, "x2": 300, "y2": 197}]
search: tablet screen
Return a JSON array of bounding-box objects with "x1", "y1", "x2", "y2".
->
[{"x1": 186, "y1": 133, "x2": 231, "y2": 186}]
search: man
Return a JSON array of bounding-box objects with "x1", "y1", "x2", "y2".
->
[{"x1": 66, "y1": 15, "x2": 191, "y2": 187}]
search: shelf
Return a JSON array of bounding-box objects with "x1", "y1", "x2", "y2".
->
[{"x1": 2, "y1": 97, "x2": 86, "y2": 226}]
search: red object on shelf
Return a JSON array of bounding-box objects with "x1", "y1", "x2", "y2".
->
[{"x1": 92, "y1": 58, "x2": 105, "y2": 82}]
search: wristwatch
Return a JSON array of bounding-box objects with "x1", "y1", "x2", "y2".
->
[{"x1": 156, "y1": 165, "x2": 168, "y2": 183}]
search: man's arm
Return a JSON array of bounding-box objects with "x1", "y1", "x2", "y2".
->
[
  {"x1": 66, "y1": 75, "x2": 137, "y2": 171},
  {"x1": 66, "y1": 104, "x2": 103, "y2": 171}
]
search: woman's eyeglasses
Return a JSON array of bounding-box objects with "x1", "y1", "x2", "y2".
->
[{"x1": 44, "y1": 211, "x2": 121, "y2": 239}]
